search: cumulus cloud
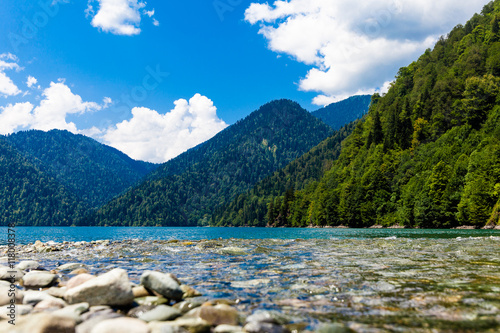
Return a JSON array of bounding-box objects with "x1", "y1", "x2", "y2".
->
[
  {"x1": 102, "y1": 94, "x2": 228, "y2": 163},
  {"x1": 26, "y1": 76, "x2": 38, "y2": 88},
  {"x1": 245, "y1": 0, "x2": 487, "y2": 104},
  {"x1": 0, "y1": 102, "x2": 34, "y2": 135},
  {"x1": 0, "y1": 53, "x2": 22, "y2": 97},
  {"x1": 87, "y1": 0, "x2": 158, "y2": 35}
]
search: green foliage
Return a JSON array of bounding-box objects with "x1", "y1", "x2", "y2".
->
[
  {"x1": 312, "y1": 95, "x2": 371, "y2": 130},
  {"x1": 89, "y1": 100, "x2": 334, "y2": 226},
  {"x1": 0, "y1": 137, "x2": 88, "y2": 226},
  {"x1": 6, "y1": 130, "x2": 157, "y2": 208},
  {"x1": 245, "y1": 1, "x2": 500, "y2": 229}
]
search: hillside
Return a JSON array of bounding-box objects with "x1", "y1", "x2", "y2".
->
[
  {"x1": 85, "y1": 99, "x2": 334, "y2": 226},
  {"x1": 211, "y1": 120, "x2": 358, "y2": 226},
  {"x1": 264, "y1": 1, "x2": 500, "y2": 228},
  {"x1": 0, "y1": 137, "x2": 87, "y2": 226},
  {"x1": 5, "y1": 130, "x2": 157, "y2": 208},
  {"x1": 312, "y1": 95, "x2": 371, "y2": 130}
]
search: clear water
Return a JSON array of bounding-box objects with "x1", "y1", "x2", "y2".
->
[{"x1": 3, "y1": 227, "x2": 500, "y2": 245}]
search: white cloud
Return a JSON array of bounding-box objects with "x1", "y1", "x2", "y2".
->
[
  {"x1": 102, "y1": 94, "x2": 228, "y2": 163},
  {"x1": 245, "y1": 0, "x2": 487, "y2": 105},
  {"x1": 88, "y1": 0, "x2": 158, "y2": 36},
  {"x1": 0, "y1": 53, "x2": 22, "y2": 97},
  {"x1": 0, "y1": 102, "x2": 34, "y2": 135},
  {"x1": 26, "y1": 76, "x2": 38, "y2": 88}
]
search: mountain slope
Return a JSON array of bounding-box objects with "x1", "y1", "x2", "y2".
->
[
  {"x1": 5, "y1": 130, "x2": 157, "y2": 208},
  {"x1": 271, "y1": 1, "x2": 500, "y2": 228},
  {"x1": 86, "y1": 99, "x2": 333, "y2": 226},
  {"x1": 312, "y1": 95, "x2": 371, "y2": 130},
  {"x1": 211, "y1": 120, "x2": 358, "y2": 227},
  {"x1": 0, "y1": 137, "x2": 87, "y2": 226}
]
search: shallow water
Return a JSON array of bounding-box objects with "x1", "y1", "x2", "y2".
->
[{"x1": 8, "y1": 234, "x2": 500, "y2": 332}]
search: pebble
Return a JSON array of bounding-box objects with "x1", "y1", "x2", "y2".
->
[
  {"x1": 33, "y1": 297, "x2": 67, "y2": 311},
  {"x1": 22, "y1": 271, "x2": 58, "y2": 289},
  {"x1": 244, "y1": 321, "x2": 290, "y2": 333},
  {"x1": 196, "y1": 304, "x2": 240, "y2": 326},
  {"x1": 0, "y1": 285, "x2": 23, "y2": 305},
  {"x1": 141, "y1": 271, "x2": 184, "y2": 302},
  {"x1": 0, "y1": 265, "x2": 24, "y2": 281},
  {"x1": 213, "y1": 325, "x2": 245, "y2": 333},
  {"x1": 65, "y1": 268, "x2": 134, "y2": 306},
  {"x1": 90, "y1": 317, "x2": 150, "y2": 333},
  {"x1": 138, "y1": 305, "x2": 182, "y2": 322},
  {"x1": 16, "y1": 260, "x2": 42, "y2": 271},
  {"x1": 66, "y1": 273, "x2": 96, "y2": 289},
  {"x1": 0, "y1": 312, "x2": 76, "y2": 333}
]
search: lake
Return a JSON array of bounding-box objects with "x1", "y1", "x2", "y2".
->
[{"x1": 2, "y1": 227, "x2": 500, "y2": 331}]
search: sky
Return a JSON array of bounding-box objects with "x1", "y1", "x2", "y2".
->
[{"x1": 0, "y1": 0, "x2": 489, "y2": 163}]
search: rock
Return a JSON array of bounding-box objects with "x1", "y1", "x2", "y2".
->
[
  {"x1": 195, "y1": 304, "x2": 239, "y2": 326},
  {"x1": 33, "y1": 297, "x2": 67, "y2": 311},
  {"x1": 23, "y1": 290, "x2": 62, "y2": 306},
  {"x1": 152, "y1": 317, "x2": 210, "y2": 333},
  {"x1": 1, "y1": 312, "x2": 76, "y2": 333},
  {"x1": 47, "y1": 286, "x2": 67, "y2": 298},
  {"x1": 77, "y1": 312, "x2": 123, "y2": 333},
  {"x1": 52, "y1": 302, "x2": 90, "y2": 323},
  {"x1": 80, "y1": 307, "x2": 115, "y2": 322},
  {"x1": 0, "y1": 285, "x2": 23, "y2": 305},
  {"x1": 140, "y1": 271, "x2": 183, "y2": 302},
  {"x1": 219, "y1": 247, "x2": 247, "y2": 255},
  {"x1": 139, "y1": 305, "x2": 182, "y2": 322},
  {"x1": 246, "y1": 311, "x2": 289, "y2": 325},
  {"x1": 174, "y1": 300, "x2": 204, "y2": 314},
  {"x1": 128, "y1": 304, "x2": 157, "y2": 318},
  {"x1": 149, "y1": 322, "x2": 190, "y2": 333},
  {"x1": 181, "y1": 285, "x2": 202, "y2": 298},
  {"x1": 70, "y1": 268, "x2": 89, "y2": 275},
  {"x1": 0, "y1": 304, "x2": 32, "y2": 320},
  {"x1": 90, "y1": 317, "x2": 150, "y2": 333},
  {"x1": 133, "y1": 285, "x2": 153, "y2": 298},
  {"x1": 0, "y1": 265, "x2": 24, "y2": 281},
  {"x1": 244, "y1": 322, "x2": 290, "y2": 333},
  {"x1": 65, "y1": 268, "x2": 134, "y2": 306},
  {"x1": 316, "y1": 323, "x2": 354, "y2": 333},
  {"x1": 214, "y1": 325, "x2": 245, "y2": 333},
  {"x1": 16, "y1": 260, "x2": 42, "y2": 271},
  {"x1": 22, "y1": 271, "x2": 58, "y2": 289},
  {"x1": 66, "y1": 274, "x2": 95, "y2": 289},
  {"x1": 135, "y1": 296, "x2": 169, "y2": 306},
  {"x1": 57, "y1": 263, "x2": 87, "y2": 272}
]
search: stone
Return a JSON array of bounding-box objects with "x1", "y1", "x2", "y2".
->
[
  {"x1": 0, "y1": 285, "x2": 23, "y2": 305},
  {"x1": 196, "y1": 304, "x2": 239, "y2": 326},
  {"x1": 133, "y1": 285, "x2": 153, "y2": 297},
  {"x1": 65, "y1": 268, "x2": 134, "y2": 306},
  {"x1": 128, "y1": 304, "x2": 156, "y2": 318},
  {"x1": 315, "y1": 324, "x2": 355, "y2": 333},
  {"x1": 181, "y1": 285, "x2": 202, "y2": 298},
  {"x1": 33, "y1": 297, "x2": 67, "y2": 311},
  {"x1": 0, "y1": 265, "x2": 24, "y2": 281},
  {"x1": 174, "y1": 300, "x2": 204, "y2": 314},
  {"x1": 149, "y1": 322, "x2": 190, "y2": 333},
  {"x1": 0, "y1": 312, "x2": 76, "y2": 333},
  {"x1": 153, "y1": 317, "x2": 210, "y2": 333},
  {"x1": 246, "y1": 311, "x2": 289, "y2": 325},
  {"x1": 90, "y1": 317, "x2": 150, "y2": 333},
  {"x1": 135, "y1": 296, "x2": 169, "y2": 306},
  {"x1": 47, "y1": 286, "x2": 67, "y2": 298},
  {"x1": 141, "y1": 271, "x2": 183, "y2": 302},
  {"x1": 66, "y1": 273, "x2": 95, "y2": 289},
  {"x1": 213, "y1": 325, "x2": 245, "y2": 333},
  {"x1": 16, "y1": 260, "x2": 42, "y2": 271},
  {"x1": 52, "y1": 302, "x2": 90, "y2": 324},
  {"x1": 70, "y1": 268, "x2": 89, "y2": 275},
  {"x1": 219, "y1": 247, "x2": 247, "y2": 255},
  {"x1": 0, "y1": 304, "x2": 32, "y2": 320},
  {"x1": 23, "y1": 290, "x2": 62, "y2": 306},
  {"x1": 76, "y1": 312, "x2": 123, "y2": 333},
  {"x1": 139, "y1": 305, "x2": 182, "y2": 322},
  {"x1": 243, "y1": 322, "x2": 290, "y2": 333},
  {"x1": 22, "y1": 271, "x2": 58, "y2": 289},
  {"x1": 57, "y1": 263, "x2": 87, "y2": 272}
]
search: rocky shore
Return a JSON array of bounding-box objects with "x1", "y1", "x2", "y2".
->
[{"x1": 0, "y1": 240, "x2": 352, "y2": 333}]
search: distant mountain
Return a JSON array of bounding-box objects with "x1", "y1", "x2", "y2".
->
[
  {"x1": 86, "y1": 99, "x2": 334, "y2": 226},
  {"x1": 312, "y1": 95, "x2": 371, "y2": 130},
  {"x1": 5, "y1": 130, "x2": 157, "y2": 208},
  {"x1": 211, "y1": 120, "x2": 358, "y2": 227},
  {"x1": 0, "y1": 136, "x2": 87, "y2": 226}
]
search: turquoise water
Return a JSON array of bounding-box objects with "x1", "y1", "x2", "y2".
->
[{"x1": 3, "y1": 227, "x2": 500, "y2": 245}]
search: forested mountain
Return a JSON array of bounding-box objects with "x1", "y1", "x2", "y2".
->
[
  {"x1": 86, "y1": 99, "x2": 333, "y2": 226},
  {"x1": 0, "y1": 137, "x2": 87, "y2": 226},
  {"x1": 211, "y1": 121, "x2": 357, "y2": 226},
  {"x1": 5, "y1": 130, "x2": 157, "y2": 207},
  {"x1": 312, "y1": 95, "x2": 371, "y2": 130},
  {"x1": 261, "y1": 1, "x2": 500, "y2": 229}
]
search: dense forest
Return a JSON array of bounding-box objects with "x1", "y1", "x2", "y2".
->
[
  {"x1": 0, "y1": 137, "x2": 88, "y2": 226},
  {"x1": 312, "y1": 95, "x2": 371, "y2": 130},
  {"x1": 211, "y1": 121, "x2": 358, "y2": 226},
  {"x1": 245, "y1": 1, "x2": 500, "y2": 228},
  {"x1": 85, "y1": 100, "x2": 334, "y2": 226},
  {"x1": 5, "y1": 130, "x2": 157, "y2": 208}
]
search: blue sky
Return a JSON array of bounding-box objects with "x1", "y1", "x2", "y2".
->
[{"x1": 0, "y1": 0, "x2": 488, "y2": 162}]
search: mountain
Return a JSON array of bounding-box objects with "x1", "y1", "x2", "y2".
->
[
  {"x1": 264, "y1": 1, "x2": 500, "y2": 229},
  {"x1": 0, "y1": 136, "x2": 87, "y2": 226},
  {"x1": 312, "y1": 95, "x2": 371, "y2": 130},
  {"x1": 86, "y1": 99, "x2": 334, "y2": 226},
  {"x1": 5, "y1": 130, "x2": 157, "y2": 208},
  {"x1": 211, "y1": 120, "x2": 358, "y2": 227}
]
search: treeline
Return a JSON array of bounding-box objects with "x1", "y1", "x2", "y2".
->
[{"x1": 216, "y1": 1, "x2": 500, "y2": 229}]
